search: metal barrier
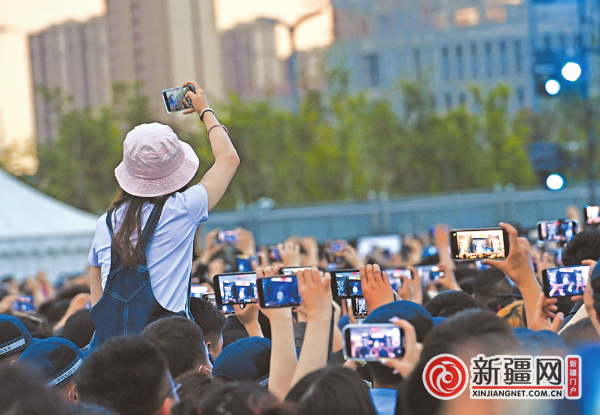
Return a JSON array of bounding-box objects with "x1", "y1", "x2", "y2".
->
[{"x1": 202, "y1": 186, "x2": 596, "y2": 245}]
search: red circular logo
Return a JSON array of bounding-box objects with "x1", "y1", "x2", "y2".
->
[{"x1": 422, "y1": 354, "x2": 468, "y2": 400}]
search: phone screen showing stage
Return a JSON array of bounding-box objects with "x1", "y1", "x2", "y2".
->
[
  {"x1": 344, "y1": 324, "x2": 404, "y2": 361},
  {"x1": 544, "y1": 266, "x2": 589, "y2": 297}
]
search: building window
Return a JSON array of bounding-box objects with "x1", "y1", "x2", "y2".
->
[
  {"x1": 471, "y1": 43, "x2": 478, "y2": 78},
  {"x1": 456, "y1": 45, "x2": 464, "y2": 80},
  {"x1": 459, "y1": 92, "x2": 467, "y2": 106},
  {"x1": 363, "y1": 54, "x2": 380, "y2": 87},
  {"x1": 413, "y1": 49, "x2": 422, "y2": 77},
  {"x1": 499, "y1": 41, "x2": 507, "y2": 75},
  {"x1": 442, "y1": 47, "x2": 450, "y2": 81},
  {"x1": 444, "y1": 92, "x2": 452, "y2": 110},
  {"x1": 485, "y1": 42, "x2": 492, "y2": 77},
  {"x1": 514, "y1": 40, "x2": 522, "y2": 74},
  {"x1": 517, "y1": 86, "x2": 525, "y2": 108}
]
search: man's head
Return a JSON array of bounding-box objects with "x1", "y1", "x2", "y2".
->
[
  {"x1": 212, "y1": 337, "x2": 271, "y2": 385},
  {"x1": 189, "y1": 298, "x2": 226, "y2": 359},
  {"x1": 75, "y1": 334, "x2": 176, "y2": 415},
  {"x1": 425, "y1": 290, "x2": 479, "y2": 318},
  {"x1": 18, "y1": 337, "x2": 84, "y2": 401},
  {"x1": 473, "y1": 267, "x2": 515, "y2": 311},
  {"x1": 0, "y1": 314, "x2": 38, "y2": 363},
  {"x1": 141, "y1": 316, "x2": 210, "y2": 378},
  {"x1": 562, "y1": 229, "x2": 600, "y2": 265}
]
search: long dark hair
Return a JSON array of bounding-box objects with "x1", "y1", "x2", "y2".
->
[{"x1": 109, "y1": 184, "x2": 196, "y2": 267}]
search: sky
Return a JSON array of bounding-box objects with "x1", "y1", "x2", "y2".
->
[{"x1": 0, "y1": 0, "x2": 332, "y2": 154}]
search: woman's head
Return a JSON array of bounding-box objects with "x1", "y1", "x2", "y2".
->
[
  {"x1": 115, "y1": 123, "x2": 199, "y2": 198},
  {"x1": 285, "y1": 367, "x2": 377, "y2": 415}
]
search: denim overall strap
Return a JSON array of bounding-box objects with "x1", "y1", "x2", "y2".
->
[{"x1": 89, "y1": 200, "x2": 180, "y2": 347}]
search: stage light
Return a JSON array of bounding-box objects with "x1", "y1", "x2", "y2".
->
[
  {"x1": 546, "y1": 173, "x2": 565, "y2": 191},
  {"x1": 561, "y1": 62, "x2": 582, "y2": 82},
  {"x1": 544, "y1": 79, "x2": 561, "y2": 95}
]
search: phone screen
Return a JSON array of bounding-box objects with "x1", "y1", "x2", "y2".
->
[
  {"x1": 543, "y1": 265, "x2": 589, "y2": 297},
  {"x1": 584, "y1": 206, "x2": 600, "y2": 225},
  {"x1": 415, "y1": 265, "x2": 445, "y2": 285},
  {"x1": 331, "y1": 269, "x2": 362, "y2": 299},
  {"x1": 162, "y1": 85, "x2": 194, "y2": 113},
  {"x1": 190, "y1": 284, "x2": 208, "y2": 299},
  {"x1": 12, "y1": 295, "x2": 34, "y2": 312},
  {"x1": 258, "y1": 276, "x2": 301, "y2": 308},
  {"x1": 537, "y1": 220, "x2": 577, "y2": 242},
  {"x1": 217, "y1": 230, "x2": 238, "y2": 245},
  {"x1": 352, "y1": 297, "x2": 369, "y2": 317},
  {"x1": 384, "y1": 268, "x2": 412, "y2": 290},
  {"x1": 213, "y1": 272, "x2": 258, "y2": 305},
  {"x1": 343, "y1": 324, "x2": 404, "y2": 361},
  {"x1": 450, "y1": 228, "x2": 509, "y2": 260}
]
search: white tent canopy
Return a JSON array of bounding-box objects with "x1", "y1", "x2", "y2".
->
[{"x1": 0, "y1": 169, "x2": 99, "y2": 282}]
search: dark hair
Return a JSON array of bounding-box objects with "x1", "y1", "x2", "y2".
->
[
  {"x1": 170, "y1": 372, "x2": 215, "y2": 415},
  {"x1": 285, "y1": 367, "x2": 377, "y2": 415},
  {"x1": 562, "y1": 229, "x2": 600, "y2": 266},
  {"x1": 189, "y1": 297, "x2": 226, "y2": 346},
  {"x1": 403, "y1": 309, "x2": 518, "y2": 415},
  {"x1": 425, "y1": 290, "x2": 479, "y2": 318},
  {"x1": 61, "y1": 309, "x2": 96, "y2": 348},
  {"x1": 473, "y1": 267, "x2": 516, "y2": 311},
  {"x1": 141, "y1": 316, "x2": 207, "y2": 378},
  {"x1": 197, "y1": 381, "x2": 288, "y2": 415},
  {"x1": 75, "y1": 334, "x2": 170, "y2": 415},
  {"x1": 0, "y1": 363, "x2": 71, "y2": 415},
  {"x1": 559, "y1": 317, "x2": 600, "y2": 349}
]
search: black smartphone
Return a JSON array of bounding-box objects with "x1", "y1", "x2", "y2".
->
[
  {"x1": 415, "y1": 265, "x2": 445, "y2": 285},
  {"x1": 257, "y1": 275, "x2": 301, "y2": 308},
  {"x1": 384, "y1": 268, "x2": 412, "y2": 290},
  {"x1": 542, "y1": 265, "x2": 589, "y2": 297},
  {"x1": 213, "y1": 272, "x2": 258, "y2": 306},
  {"x1": 162, "y1": 85, "x2": 195, "y2": 113},
  {"x1": 450, "y1": 227, "x2": 510, "y2": 261},
  {"x1": 203, "y1": 292, "x2": 235, "y2": 315},
  {"x1": 190, "y1": 284, "x2": 208, "y2": 299},
  {"x1": 351, "y1": 297, "x2": 369, "y2": 317},
  {"x1": 330, "y1": 269, "x2": 362, "y2": 299},
  {"x1": 537, "y1": 220, "x2": 578, "y2": 243},
  {"x1": 343, "y1": 324, "x2": 404, "y2": 361},
  {"x1": 217, "y1": 230, "x2": 238, "y2": 245},
  {"x1": 281, "y1": 267, "x2": 310, "y2": 276},
  {"x1": 584, "y1": 206, "x2": 600, "y2": 225}
]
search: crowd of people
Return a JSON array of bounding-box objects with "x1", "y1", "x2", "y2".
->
[{"x1": 2, "y1": 82, "x2": 600, "y2": 415}]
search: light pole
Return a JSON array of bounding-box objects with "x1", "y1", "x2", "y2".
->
[{"x1": 257, "y1": 8, "x2": 324, "y2": 111}]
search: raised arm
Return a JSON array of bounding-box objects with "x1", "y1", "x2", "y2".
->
[{"x1": 184, "y1": 82, "x2": 240, "y2": 211}]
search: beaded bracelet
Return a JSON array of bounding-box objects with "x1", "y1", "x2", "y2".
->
[{"x1": 207, "y1": 124, "x2": 229, "y2": 139}]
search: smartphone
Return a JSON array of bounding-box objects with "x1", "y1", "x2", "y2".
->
[
  {"x1": 357, "y1": 235, "x2": 402, "y2": 258},
  {"x1": 384, "y1": 268, "x2": 412, "y2": 290},
  {"x1": 450, "y1": 227, "x2": 509, "y2": 261},
  {"x1": 190, "y1": 284, "x2": 209, "y2": 299},
  {"x1": 330, "y1": 269, "x2": 362, "y2": 299},
  {"x1": 352, "y1": 297, "x2": 369, "y2": 317},
  {"x1": 203, "y1": 292, "x2": 235, "y2": 315},
  {"x1": 584, "y1": 206, "x2": 600, "y2": 225},
  {"x1": 330, "y1": 240, "x2": 346, "y2": 252},
  {"x1": 213, "y1": 272, "x2": 258, "y2": 306},
  {"x1": 269, "y1": 247, "x2": 283, "y2": 263},
  {"x1": 542, "y1": 265, "x2": 589, "y2": 297},
  {"x1": 537, "y1": 220, "x2": 578, "y2": 243},
  {"x1": 415, "y1": 265, "x2": 445, "y2": 285},
  {"x1": 343, "y1": 324, "x2": 404, "y2": 361},
  {"x1": 217, "y1": 230, "x2": 238, "y2": 245},
  {"x1": 236, "y1": 255, "x2": 253, "y2": 272},
  {"x1": 281, "y1": 267, "x2": 310, "y2": 276},
  {"x1": 162, "y1": 85, "x2": 195, "y2": 113},
  {"x1": 257, "y1": 275, "x2": 301, "y2": 308},
  {"x1": 12, "y1": 295, "x2": 34, "y2": 312}
]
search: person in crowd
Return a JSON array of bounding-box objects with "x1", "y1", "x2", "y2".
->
[
  {"x1": 189, "y1": 297, "x2": 226, "y2": 360},
  {"x1": 424, "y1": 290, "x2": 478, "y2": 318},
  {"x1": 212, "y1": 336, "x2": 272, "y2": 384},
  {"x1": 141, "y1": 316, "x2": 212, "y2": 378},
  {"x1": 0, "y1": 314, "x2": 39, "y2": 363},
  {"x1": 196, "y1": 382, "x2": 291, "y2": 415},
  {"x1": 18, "y1": 337, "x2": 85, "y2": 401},
  {"x1": 170, "y1": 371, "x2": 215, "y2": 415},
  {"x1": 88, "y1": 81, "x2": 239, "y2": 344},
  {"x1": 75, "y1": 334, "x2": 179, "y2": 415}
]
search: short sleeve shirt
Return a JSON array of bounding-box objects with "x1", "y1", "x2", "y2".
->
[{"x1": 89, "y1": 184, "x2": 209, "y2": 312}]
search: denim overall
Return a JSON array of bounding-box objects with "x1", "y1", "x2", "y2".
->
[{"x1": 89, "y1": 201, "x2": 180, "y2": 346}]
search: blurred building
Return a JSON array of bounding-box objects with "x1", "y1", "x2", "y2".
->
[
  {"x1": 329, "y1": 0, "x2": 599, "y2": 113},
  {"x1": 106, "y1": 0, "x2": 224, "y2": 120},
  {"x1": 30, "y1": 17, "x2": 111, "y2": 143},
  {"x1": 221, "y1": 20, "x2": 288, "y2": 100}
]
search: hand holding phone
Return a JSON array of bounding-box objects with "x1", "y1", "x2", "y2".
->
[
  {"x1": 542, "y1": 265, "x2": 589, "y2": 297},
  {"x1": 213, "y1": 272, "x2": 258, "y2": 306},
  {"x1": 343, "y1": 324, "x2": 404, "y2": 361},
  {"x1": 257, "y1": 275, "x2": 301, "y2": 308},
  {"x1": 537, "y1": 220, "x2": 578, "y2": 243},
  {"x1": 450, "y1": 227, "x2": 509, "y2": 260},
  {"x1": 162, "y1": 84, "x2": 196, "y2": 113},
  {"x1": 217, "y1": 230, "x2": 238, "y2": 245}
]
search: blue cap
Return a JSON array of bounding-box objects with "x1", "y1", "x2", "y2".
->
[
  {"x1": 0, "y1": 314, "x2": 38, "y2": 360},
  {"x1": 432, "y1": 316, "x2": 447, "y2": 327},
  {"x1": 364, "y1": 300, "x2": 433, "y2": 342},
  {"x1": 513, "y1": 328, "x2": 567, "y2": 354},
  {"x1": 18, "y1": 337, "x2": 86, "y2": 388},
  {"x1": 212, "y1": 337, "x2": 271, "y2": 384}
]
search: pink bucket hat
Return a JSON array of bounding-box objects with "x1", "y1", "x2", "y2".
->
[{"x1": 115, "y1": 123, "x2": 199, "y2": 197}]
